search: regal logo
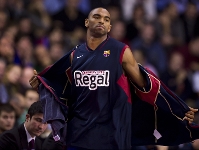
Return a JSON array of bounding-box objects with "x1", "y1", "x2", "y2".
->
[
  {"x1": 103, "y1": 50, "x2": 110, "y2": 57},
  {"x1": 74, "y1": 70, "x2": 110, "y2": 90}
]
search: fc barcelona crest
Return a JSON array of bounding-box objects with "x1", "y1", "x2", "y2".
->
[{"x1": 103, "y1": 50, "x2": 110, "y2": 57}]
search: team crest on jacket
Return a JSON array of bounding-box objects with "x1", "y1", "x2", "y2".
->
[
  {"x1": 74, "y1": 70, "x2": 110, "y2": 90},
  {"x1": 103, "y1": 50, "x2": 110, "y2": 57}
]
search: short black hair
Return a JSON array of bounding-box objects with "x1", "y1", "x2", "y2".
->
[
  {"x1": 87, "y1": 7, "x2": 108, "y2": 18},
  {"x1": 27, "y1": 101, "x2": 43, "y2": 119},
  {"x1": 0, "y1": 103, "x2": 15, "y2": 115}
]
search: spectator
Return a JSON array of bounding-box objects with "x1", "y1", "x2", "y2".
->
[
  {"x1": 132, "y1": 49, "x2": 159, "y2": 77},
  {"x1": 34, "y1": 44, "x2": 52, "y2": 72},
  {"x1": 18, "y1": 66, "x2": 34, "y2": 95},
  {"x1": 121, "y1": 0, "x2": 156, "y2": 21},
  {"x1": 0, "y1": 103, "x2": 16, "y2": 134},
  {"x1": 15, "y1": 35, "x2": 34, "y2": 67},
  {"x1": 155, "y1": 2, "x2": 185, "y2": 50},
  {"x1": 180, "y1": 1, "x2": 199, "y2": 43},
  {"x1": 52, "y1": 0, "x2": 86, "y2": 33},
  {"x1": 160, "y1": 52, "x2": 194, "y2": 102},
  {"x1": 176, "y1": 37, "x2": 199, "y2": 72},
  {"x1": 125, "y1": 3, "x2": 146, "y2": 42},
  {"x1": 131, "y1": 22, "x2": 167, "y2": 74},
  {"x1": 9, "y1": 93, "x2": 25, "y2": 126},
  {"x1": 18, "y1": 88, "x2": 39, "y2": 125},
  {"x1": 0, "y1": 101, "x2": 48, "y2": 150},
  {"x1": 49, "y1": 42, "x2": 65, "y2": 63},
  {"x1": 27, "y1": 0, "x2": 52, "y2": 30},
  {"x1": 3, "y1": 64, "x2": 22, "y2": 98},
  {"x1": 17, "y1": 15, "x2": 35, "y2": 42},
  {"x1": 0, "y1": 36, "x2": 15, "y2": 64},
  {"x1": 107, "y1": 5, "x2": 122, "y2": 23},
  {"x1": 0, "y1": 10, "x2": 8, "y2": 36},
  {"x1": 110, "y1": 20, "x2": 129, "y2": 45}
]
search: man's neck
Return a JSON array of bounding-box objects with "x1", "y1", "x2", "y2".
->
[
  {"x1": 86, "y1": 32, "x2": 107, "y2": 50},
  {"x1": 24, "y1": 123, "x2": 35, "y2": 138}
]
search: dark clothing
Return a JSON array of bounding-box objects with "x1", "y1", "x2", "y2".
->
[
  {"x1": 180, "y1": 14, "x2": 199, "y2": 43},
  {"x1": 0, "y1": 124, "x2": 43, "y2": 150},
  {"x1": 68, "y1": 37, "x2": 131, "y2": 149},
  {"x1": 37, "y1": 37, "x2": 199, "y2": 149}
]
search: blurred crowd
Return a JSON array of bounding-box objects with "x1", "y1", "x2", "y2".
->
[{"x1": 0, "y1": 0, "x2": 199, "y2": 149}]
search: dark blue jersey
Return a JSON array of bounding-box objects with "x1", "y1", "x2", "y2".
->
[
  {"x1": 67, "y1": 36, "x2": 132, "y2": 149},
  {"x1": 37, "y1": 37, "x2": 199, "y2": 150}
]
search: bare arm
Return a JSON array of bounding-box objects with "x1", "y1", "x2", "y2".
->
[{"x1": 122, "y1": 47, "x2": 146, "y2": 88}]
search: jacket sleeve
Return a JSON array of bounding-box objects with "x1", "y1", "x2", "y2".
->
[
  {"x1": 37, "y1": 50, "x2": 73, "y2": 145},
  {"x1": 131, "y1": 64, "x2": 199, "y2": 146}
]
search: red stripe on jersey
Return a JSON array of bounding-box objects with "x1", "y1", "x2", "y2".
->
[
  {"x1": 119, "y1": 45, "x2": 129, "y2": 64},
  {"x1": 117, "y1": 74, "x2": 131, "y2": 103}
]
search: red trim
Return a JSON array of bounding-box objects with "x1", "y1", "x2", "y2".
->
[
  {"x1": 146, "y1": 68, "x2": 188, "y2": 109},
  {"x1": 117, "y1": 74, "x2": 131, "y2": 104},
  {"x1": 119, "y1": 45, "x2": 129, "y2": 64},
  {"x1": 135, "y1": 74, "x2": 159, "y2": 106},
  {"x1": 37, "y1": 76, "x2": 68, "y2": 107},
  {"x1": 39, "y1": 66, "x2": 52, "y2": 76}
]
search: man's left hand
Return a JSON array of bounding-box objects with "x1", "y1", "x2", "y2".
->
[{"x1": 185, "y1": 107, "x2": 198, "y2": 123}]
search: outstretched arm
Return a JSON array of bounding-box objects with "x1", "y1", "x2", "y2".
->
[
  {"x1": 122, "y1": 47, "x2": 198, "y2": 123},
  {"x1": 122, "y1": 47, "x2": 146, "y2": 88}
]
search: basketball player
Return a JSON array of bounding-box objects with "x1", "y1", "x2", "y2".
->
[{"x1": 30, "y1": 8, "x2": 198, "y2": 150}]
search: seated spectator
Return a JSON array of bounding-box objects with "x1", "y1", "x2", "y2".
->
[
  {"x1": 0, "y1": 36, "x2": 15, "y2": 64},
  {"x1": 160, "y1": 52, "x2": 194, "y2": 102},
  {"x1": 18, "y1": 88, "x2": 39, "y2": 125},
  {"x1": 34, "y1": 44, "x2": 52, "y2": 72},
  {"x1": 3, "y1": 64, "x2": 22, "y2": 99},
  {"x1": 0, "y1": 103, "x2": 16, "y2": 134},
  {"x1": 132, "y1": 49, "x2": 159, "y2": 77},
  {"x1": 130, "y1": 22, "x2": 167, "y2": 74},
  {"x1": 18, "y1": 66, "x2": 34, "y2": 95},
  {"x1": 0, "y1": 101, "x2": 48, "y2": 150},
  {"x1": 9, "y1": 93, "x2": 25, "y2": 127}
]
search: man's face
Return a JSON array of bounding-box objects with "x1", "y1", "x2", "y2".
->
[
  {"x1": 25, "y1": 113, "x2": 47, "y2": 137},
  {"x1": 0, "y1": 111, "x2": 15, "y2": 132},
  {"x1": 25, "y1": 90, "x2": 39, "y2": 109},
  {"x1": 85, "y1": 8, "x2": 111, "y2": 37}
]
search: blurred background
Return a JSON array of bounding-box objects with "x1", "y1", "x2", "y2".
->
[{"x1": 0, "y1": 0, "x2": 199, "y2": 149}]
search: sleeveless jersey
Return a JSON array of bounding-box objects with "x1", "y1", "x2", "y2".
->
[{"x1": 67, "y1": 37, "x2": 132, "y2": 149}]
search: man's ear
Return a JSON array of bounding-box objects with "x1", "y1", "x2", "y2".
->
[
  {"x1": 25, "y1": 114, "x2": 30, "y2": 122},
  {"x1": 85, "y1": 18, "x2": 89, "y2": 28},
  {"x1": 108, "y1": 24, "x2": 112, "y2": 33}
]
